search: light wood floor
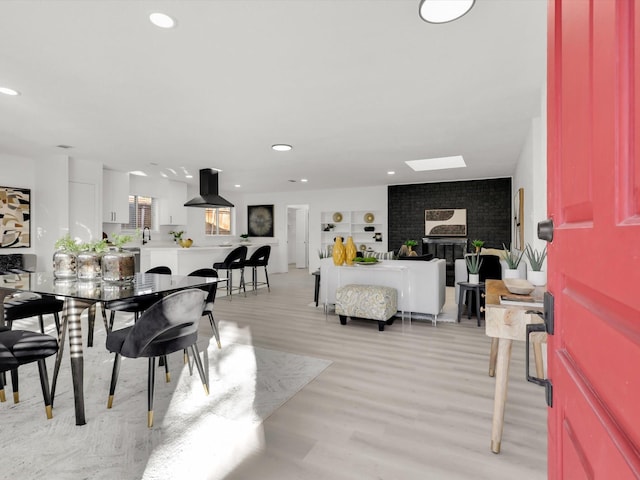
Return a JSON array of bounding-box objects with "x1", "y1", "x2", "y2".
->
[{"x1": 208, "y1": 267, "x2": 547, "y2": 480}]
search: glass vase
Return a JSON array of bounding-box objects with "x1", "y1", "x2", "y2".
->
[
  {"x1": 77, "y1": 251, "x2": 102, "y2": 281},
  {"x1": 101, "y1": 247, "x2": 135, "y2": 284},
  {"x1": 53, "y1": 250, "x2": 77, "y2": 279}
]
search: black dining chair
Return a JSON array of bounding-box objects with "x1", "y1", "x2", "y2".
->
[
  {"x1": 105, "y1": 289, "x2": 208, "y2": 427},
  {"x1": 101, "y1": 266, "x2": 172, "y2": 332},
  {"x1": 212, "y1": 246, "x2": 247, "y2": 299},
  {"x1": 4, "y1": 294, "x2": 63, "y2": 336},
  {"x1": 243, "y1": 245, "x2": 271, "y2": 294},
  {"x1": 0, "y1": 326, "x2": 59, "y2": 419},
  {"x1": 188, "y1": 268, "x2": 222, "y2": 349}
]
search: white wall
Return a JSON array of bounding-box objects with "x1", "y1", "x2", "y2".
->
[
  {"x1": 513, "y1": 86, "x2": 547, "y2": 267},
  {"x1": 184, "y1": 186, "x2": 389, "y2": 274}
]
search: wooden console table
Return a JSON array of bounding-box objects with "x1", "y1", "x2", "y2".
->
[{"x1": 484, "y1": 279, "x2": 546, "y2": 454}]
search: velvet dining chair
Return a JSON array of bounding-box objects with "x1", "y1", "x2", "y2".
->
[{"x1": 105, "y1": 289, "x2": 207, "y2": 427}]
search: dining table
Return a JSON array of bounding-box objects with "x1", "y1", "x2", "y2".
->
[{"x1": 0, "y1": 271, "x2": 225, "y2": 426}]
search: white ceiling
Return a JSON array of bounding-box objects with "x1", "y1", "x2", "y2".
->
[{"x1": 0, "y1": 0, "x2": 547, "y2": 194}]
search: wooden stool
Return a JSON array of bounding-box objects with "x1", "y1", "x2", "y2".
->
[{"x1": 457, "y1": 281, "x2": 486, "y2": 326}]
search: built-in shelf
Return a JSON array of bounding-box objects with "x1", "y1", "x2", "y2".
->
[{"x1": 320, "y1": 210, "x2": 386, "y2": 253}]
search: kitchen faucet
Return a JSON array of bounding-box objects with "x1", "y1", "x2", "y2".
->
[{"x1": 142, "y1": 227, "x2": 151, "y2": 245}]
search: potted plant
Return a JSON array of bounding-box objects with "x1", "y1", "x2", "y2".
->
[
  {"x1": 404, "y1": 239, "x2": 418, "y2": 256},
  {"x1": 501, "y1": 243, "x2": 525, "y2": 279},
  {"x1": 240, "y1": 233, "x2": 250, "y2": 243},
  {"x1": 169, "y1": 230, "x2": 184, "y2": 243},
  {"x1": 525, "y1": 244, "x2": 547, "y2": 286},
  {"x1": 471, "y1": 239, "x2": 484, "y2": 253},
  {"x1": 466, "y1": 253, "x2": 483, "y2": 284},
  {"x1": 53, "y1": 234, "x2": 82, "y2": 279}
]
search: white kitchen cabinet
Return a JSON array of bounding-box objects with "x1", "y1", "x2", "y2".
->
[
  {"x1": 102, "y1": 170, "x2": 130, "y2": 223},
  {"x1": 159, "y1": 180, "x2": 187, "y2": 225}
]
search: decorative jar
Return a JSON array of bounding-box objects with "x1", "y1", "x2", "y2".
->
[
  {"x1": 53, "y1": 250, "x2": 77, "y2": 279},
  {"x1": 101, "y1": 248, "x2": 135, "y2": 284},
  {"x1": 77, "y1": 251, "x2": 102, "y2": 281},
  {"x1": 345, "y1": 236, "x2": 357, "y2": 265},
  {"x1": 332, "y1": 236, "x2": 345, "y2": 266}
]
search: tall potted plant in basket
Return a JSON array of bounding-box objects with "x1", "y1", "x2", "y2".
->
[
  {"x1": 466, "y1": 253, "x2": 483, "y2": 284},
  {"x1": 501, "y1": 243, "x2": 525, "y2": 279},
  {"x1": 525, "y1": 244, "x2": 547, "y2": 286}
]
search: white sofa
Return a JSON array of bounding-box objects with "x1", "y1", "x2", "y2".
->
[
  {"x1": 320, "y1": 257, "x2": 446, "y2": 322},
  {"x1": 454, "y1": 255, "x2": 527, "y2": 304}
]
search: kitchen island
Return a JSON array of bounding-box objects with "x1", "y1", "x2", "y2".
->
[{"x1": 141, "y1": 242, "x2": 277, "y2": 293}]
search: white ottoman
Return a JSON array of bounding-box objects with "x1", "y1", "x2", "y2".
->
[{"x1": 335, "y1": 284, "x2": 398, "y2": 331}]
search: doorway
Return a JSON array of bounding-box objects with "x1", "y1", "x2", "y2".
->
[{"x1": 286, "y1": 205, "x2": 309, "y2": 270}]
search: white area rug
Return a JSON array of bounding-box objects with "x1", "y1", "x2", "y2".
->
[{"x1": 2, "y1": 319, "x2": 331, "y2": 480}]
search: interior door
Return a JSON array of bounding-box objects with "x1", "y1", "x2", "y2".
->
[
  {"x1": 295, "y1": 208, "x2": 308, "y2": 268},
  {"x1": 547, "y1": 1, "x2": 640, "y2": 477}
]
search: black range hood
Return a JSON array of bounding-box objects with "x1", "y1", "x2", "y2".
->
[{"x1": 184, "y1": 169, "x2": 234, "y2": 208}]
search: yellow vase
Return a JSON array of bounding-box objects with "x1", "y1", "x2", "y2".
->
[
  {"x1": 345, "y1": 236, "x2": 357, "y2": 265},
  {"x1": 332, "y1": 236, "x2": 346, "y2": 266}
]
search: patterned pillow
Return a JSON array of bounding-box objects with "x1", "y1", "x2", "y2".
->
[{"x1": 371, "y1": 251, "x2": 395, "y2": 260}]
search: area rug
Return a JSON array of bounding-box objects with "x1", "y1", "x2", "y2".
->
[{"x1": 2, "y1": 319, "x2": 331, "y2": 480}]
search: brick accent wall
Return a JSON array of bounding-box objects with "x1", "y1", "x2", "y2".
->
[{"x1": 388, "y1": 178, "x2": 512, "y2": 285}]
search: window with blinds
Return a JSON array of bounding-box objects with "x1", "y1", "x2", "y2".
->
[
  {"x1": 123, "y1": 195, "x2": 153, "y2": 229},
  {"x1": 204, "y1": 207, "x2": 232, "y2": 235}
]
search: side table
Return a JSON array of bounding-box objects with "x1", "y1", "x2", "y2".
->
[{"x1": 457, "y1": 281, "x2": 485, "y2": 326}]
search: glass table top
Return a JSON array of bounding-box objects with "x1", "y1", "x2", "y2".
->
[{"x1": 0, "y1": 272, "x2": 224, "y2": 302}]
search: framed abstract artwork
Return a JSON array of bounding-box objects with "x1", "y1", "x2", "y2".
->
[
  {"x1": 0, "y1": 186, "x2": 30, "y2": 248},
  {"x1": 424, "y1": 208, "x2": 466, "y2": 237},
  {"x1": 248, "y1": 204, "x2": 274, "y2": 237}
]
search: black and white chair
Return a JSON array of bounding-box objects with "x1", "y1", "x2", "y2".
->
[
  {"x1": 105, "y1": 289, "x2": 208, "y2": 427},
  {"x1": 0, "y1": 326, "x2": 59, "y2": 419}
]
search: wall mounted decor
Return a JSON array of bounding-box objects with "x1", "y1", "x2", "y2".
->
[
  {"x1": 0, "y1": 186, "x2": 30, "y2": 248},
  {"x1": 514, "y1": 188, "x2": 524, "y2": 250},
  {"x1": 424, "y1": 208, "x2": 466, "y2": 237},
  {"x1": 248, "y1": 204, "x2": 274, "y2": 237}
]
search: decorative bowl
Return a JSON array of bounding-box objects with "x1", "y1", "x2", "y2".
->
[
  {"x1": 179, "y1": 238, "x2": 193, "y2": 248},
  {"x1": 503, "y1": 278, "x2": 535, "y2": 295}
]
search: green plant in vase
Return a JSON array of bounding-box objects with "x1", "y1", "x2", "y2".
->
[
  {"x1": 525, "y1": 244, "x2": 547, "y2": 271},
  {"x1": 525, "y1": 243, "x2": 548, "y2": 286},
  {"x1": 403, "y1": 239, "x2": 418, "y2": 256},
  {"x1": 471, "y1": 239, "x2": 484, "y2": 253},
  {"x1": 168, "y1": 230, "x2": 184, "y2": 243},
  {"x1": 240, "y1": 233, "x2": 250, "y2": 242},
  {"x1": 466, "y1": 253, "x2": 483, "y2": 284}
]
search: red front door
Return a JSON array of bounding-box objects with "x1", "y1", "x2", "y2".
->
[{"x1": 548, "y1": 0, "x2": 640, "y2": 477}]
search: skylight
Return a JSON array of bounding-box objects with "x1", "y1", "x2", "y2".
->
[{"x1": 405, "y1": 155, "x2": 466, "y2": 171}]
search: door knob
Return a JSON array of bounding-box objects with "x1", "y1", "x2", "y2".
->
[{"x1": 537, "y1": 218, "x2": 554, "y2": 243}]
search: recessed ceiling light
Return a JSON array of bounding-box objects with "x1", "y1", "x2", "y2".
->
[
  {"x1": 301, "y1": 179, "x2": 308, "y2": 183},
  {"x1": 149, "y1": 12, "x2": 176, "y2": 29},
  {"x1": 129, "y1": 171, "x2": 147, "y2": 177},
  {"x1": 234, "y1": 184, "x2": 241, "y2": 188},
  {"x1": 419, "y1": 0, "x2": 475, "y2": 24},
  {"x1": 272, "y1": 144, "x2": 292, "y2": 152},
  {"x1": 387, "y1": 171, "x2": 395, "y2": 175},
  {"x1": 185, "y1": 175, "x2": 193, "y2": 179},
  {"x1": 0, "y1": 87, "x2": 20, "y2": 96},
  {"x1": 405, "y1": 155, "x2": 467, "y2": 171},
  {"x1": 160, "y1": 172, "x2": 168, "y2": 178}
]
